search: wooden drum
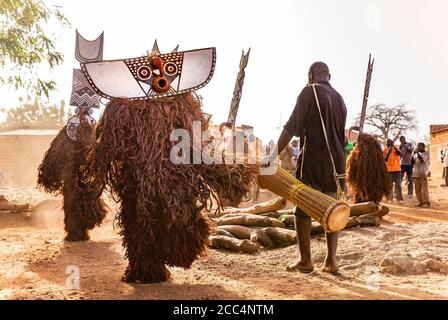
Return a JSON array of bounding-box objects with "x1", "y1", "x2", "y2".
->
[{"x1": 258, "y1": 167, "x2": 350, "y2": 233}]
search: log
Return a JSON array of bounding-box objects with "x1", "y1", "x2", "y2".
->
[
  {"x1": 262, "y1": 214, "x2": 381, "y2": 243},
  {"x1": 219, "y1": 225, "x2": 274, "y2": 247},
  {"x1": 311, "y1": 214, "x2": 381, "y2": 235},
  {"x1": 373, "y1": 205, "x2": 389, "y2": 217},
  {"x1": 220, "y1": 197, "x2": 287, "y2": 216},
  {"x1": 29, "y1": 199, "x2": 61, "y2": 213},
  {"x1": 311, "y1": 222, "x2": 324, "y2": 235},
  {"x1": 261, "y1": 204, "x2": 388, "y2": 236},
  {"x1": 218, "y1": 225, "x2": 253, "y2": 239},
  {"x1": 214, "y1": 214, "x2": 383, "y2": 251},
  {"x1": 0, "y1": 196, "x2": 30, "y2": 213},
  {"x1": 217, "y1": 213, "x2": 285, "y2": 228},
  {"x1": 265, "y1": 203, "x2": 389, "y2": 219},
  {"x1": 250, "y1": 230, "x2": 274, "y2": 248},
  {"x1": 209, "y1": 235, "x2": 260, "y2": 254},
  {"x1": 262, "y1": 227, "x2": 297, "y2": 246},
  {"x1": 349, "y1": 202, "x2": 389, "y2": 217},
  {"x1": 344, "y1": 214, "x2": 382, "y2": 230},
  {"x1": 278, "y1": 214, "x2": 295, "y2": 226},
  {"x1": 0, "y1": 195, "x2": 7, "y2": 207},
  {"x1": 216, "y1": 228, "x2": 237, "y2": 238},
  {"x1": 9, "y1": 204, "x2": 30, "y2": 214},
  {"x1": 349, "y1": 202, "x2": 378, "y2": 216},
  {"x1": 260, "y1": 204, "x2": 388, "y2": 230},
  {"x1": 261, "y1": 211, "x2": 284, "y2": 219},
  {"x1": 276, "y1": 210, "x2": 385, "y2": 228}
]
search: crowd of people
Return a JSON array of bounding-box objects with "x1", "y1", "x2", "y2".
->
[
  {"x1": 382, "y1": 136, "x2": 431, "y2": 207},
  {"x1": 441, "y1": 144, "x2": 448, "y2": 187},
  {"x1": 279, "y1": 134, "x2": 437, "y2": 208}
]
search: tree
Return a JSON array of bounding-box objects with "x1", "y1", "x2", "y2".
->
[
  {"x1": 0, "y1": 96, "x2": 66, "y2": 130},
  {"x1": 355, "y1": 103, "x2": 418, "y2": 142},
  {"x1": 0, "y1": 0, "x2": 69, "y2": 97}
]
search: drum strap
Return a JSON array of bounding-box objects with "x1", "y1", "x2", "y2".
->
[{"x1": 309, "y1": 83, "x2": 346, "y2": 201}]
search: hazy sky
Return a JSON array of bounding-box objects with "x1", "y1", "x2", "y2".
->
[{"x1": 1, "y1": 0, "x2": 447, "y2": 142}]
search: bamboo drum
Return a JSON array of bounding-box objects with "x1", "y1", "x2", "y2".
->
[{"x1": 258, "y1": 167, "x2": 350, "y2": 233}]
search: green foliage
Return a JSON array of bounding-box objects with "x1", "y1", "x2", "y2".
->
[
  {"x1": 0, "y1": 0, "x2": 69, "y2": 97},
  {"x1": 0, "y1": 96, "x2": 66, "y2": 130}
]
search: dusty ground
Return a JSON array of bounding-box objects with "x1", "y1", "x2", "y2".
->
[{"x1": 0, "y1": 179, "x2": 448, "y2": 300}]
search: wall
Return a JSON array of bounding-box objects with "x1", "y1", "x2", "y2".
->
[
  {"x1": 430, "y1": 129, "x2": 448, "y2": 179},
  {"x1": 0, "y1": 130, "x2": 58, "y2": 187}
]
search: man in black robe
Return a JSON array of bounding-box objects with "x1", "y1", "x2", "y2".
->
[{"x1": 275, "y1": 62, "x2": 347, "y2": 273}]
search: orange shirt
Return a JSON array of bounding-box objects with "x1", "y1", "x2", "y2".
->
[{"x1": 384, "y1": 147, "x2": 401, "y2": 172}]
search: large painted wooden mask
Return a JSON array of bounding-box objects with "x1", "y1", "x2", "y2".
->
[{"x1": 74, "y1": 30, "x2": 216, "y2": 101}]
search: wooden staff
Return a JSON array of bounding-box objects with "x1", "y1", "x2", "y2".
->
[
  {"x1": 219, "y1": 49, "x2": 251, "y2": 132},
  {"x1": 359, "y1": 53, "x2": 375, "y2": 134}
]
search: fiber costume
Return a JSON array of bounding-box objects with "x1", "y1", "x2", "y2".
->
[
  {"x1": 346, "y1": 55, "x2": 391, "y2": 203},
  {"x1": 37, "y1": 32, "x2": 107, "y2": 241},
  {"x1": 81, "y1": 36, "x2": 255, "y2": 283}
]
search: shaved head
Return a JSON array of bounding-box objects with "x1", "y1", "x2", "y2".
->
[{"x1": 308, "y1": 62, "x2": 330, "y2": 83}]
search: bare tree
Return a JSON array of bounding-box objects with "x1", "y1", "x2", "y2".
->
[
  {"x1": 355, "y1": 103, "x2": 418, "y2": 142},
  {"x1": 0, "y1": 96, "x2": 66, "y2": 131}
]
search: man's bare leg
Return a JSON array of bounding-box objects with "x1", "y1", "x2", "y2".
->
[
  {"x1": 286, "y1": 215, "x2": 314, "y2": 273},
  {"x1": 322, "y1": 232, "x2": 339, "y2": 273}
]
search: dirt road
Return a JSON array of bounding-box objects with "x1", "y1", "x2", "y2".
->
[{"x1": 1, "y1": 184, "x2": 447, "y2": 300}]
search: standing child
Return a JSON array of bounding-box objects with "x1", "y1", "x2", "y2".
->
[{"x1": 413, "y1": 143, "x2": 430, "y2": 207}]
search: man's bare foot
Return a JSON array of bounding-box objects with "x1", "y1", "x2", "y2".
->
[
  {"x1": 286, "y1": 260, "x2": 314, "y2": 273},
  {"x1": 322, "y1": 257, "x2": 339, "y2": 274}
]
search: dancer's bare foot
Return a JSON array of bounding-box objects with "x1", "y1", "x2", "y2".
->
[
  {"x1": 322, "y1": 257, "x2": 339, "y2": 274},
  {"x1": 64, "y1": 230, "x2": 90, "y2": 242},
  {"x1": 122, "y1": 264, "x2": 171, "y2": 284},
  {"x1": 286, "y1": 260, "x2": 314, "y2": 273}
]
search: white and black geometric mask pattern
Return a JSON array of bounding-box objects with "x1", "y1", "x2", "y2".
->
[
  {"x1": 69, "y1": 69, "x2": 101, "y2": 108},
  {"x1": 74, "y1": 31, "x2": 216, "y2": 101}
]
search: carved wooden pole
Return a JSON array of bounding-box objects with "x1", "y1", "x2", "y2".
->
[
  {"x1": 222, "y1": 49, "x2": 251, "y2": 130},
  {"x1": 359, "y1": 54, "x2": 375, "y2": 134}
]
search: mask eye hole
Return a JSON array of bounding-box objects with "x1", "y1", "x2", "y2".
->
[
  {"x1": 137, "y1": 65, "x2": 152, "y2": 80},
  {"x1": 164, "y1": 62, "x2": 178, "y2": 76}
]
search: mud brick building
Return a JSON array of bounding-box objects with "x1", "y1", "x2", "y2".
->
[
  {"x1": 430, "y1": 125, "x2": 448, "y2": 179},
  {"x1": 0, "y1": 130, "x2": 58, "y2": 187}
]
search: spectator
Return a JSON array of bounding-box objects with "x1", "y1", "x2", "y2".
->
[
  {"x1": 279, "y1": 143, "x2": 296, "y2": 175},
  {"x1": 442, "y1": 144, "x2": 448, "y2": 187},
  {"x1": 291, "y1": 139, "x2": 301, "y2": 164},
  {"x1": 399, "y1": 136, "x2": 414, "y2": 197},
  {"x1": 413, "y1": 143, "x2": 430, "y2": 207},
  {"x1": 345, "y1": 136, "x2": 354, "y2": 159},
  {"x1": 384, "y1": 139, "x2": 403, "y2": 203}
]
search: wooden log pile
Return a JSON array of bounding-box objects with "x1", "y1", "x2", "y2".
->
[
  {"x1": 218, "y1": 197, "x2": 287, "y2": 216},
  {"x1": 0, "y1": 195, "x2": 30, "y2": 214},
  {"x1": 209, "y1": 200, "x2": 389, "y2": 254}
]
